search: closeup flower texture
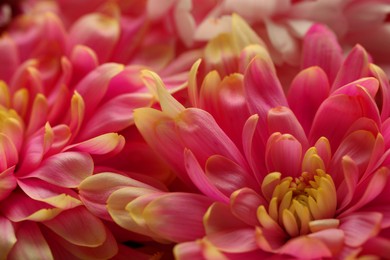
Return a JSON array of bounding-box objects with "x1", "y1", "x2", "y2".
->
[
  {"x1": 0, "y1": 0, "x2": 199, "y2": 258},
  {"x1": 79, "y1": 16, "x2": 390, "y2": 259}
]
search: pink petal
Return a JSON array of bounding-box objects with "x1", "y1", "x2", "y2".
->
[
  {"x1": 43, "y1": 206, "x2": 107, "y2": 247},
  {"x1": 332, "y1": 45, "x2": 370, "y2": 92},
  {"x1": 302, "y1": 24, "x2": 343, "y2": 83},
  {"x1": 107, "y1": 187, "x2": 163, "y2": 238},
  {"x1": 79, "y1": 172, "x2": 165, "y2": 220},
  {"x1": 68, "y1": 13, "x2": 120, "y2": 63},
  {"x1": 206, "y1": 154, "x2": 258, "y2": 197},
  {"x1": 17, "y1": 178, "x2": 81, "y2": 209},
  {"x1": 230, "y1": 188, "x2": 265, "y2": 226},
  {"x1": 287, "y1": 66, "x2": 330, "y2": 135},
  {"x1": 147, "y1": 0, "x2": 175, "y2": 19},
  {"x1": 69, "y1": 45, "x2": 98, "y2": 86},
  {"x1": 78, "y1": 93, "x2": 152, "y2": 140},
  {"x1": 0, "y1": 35, "x2": 19, "y2": 83},
  {"x1": 8, "y1": 222, "x2": 53, "y2": 259},
  {"x1": 265, "y1": 133, "x2": 302, "y2": 178},
  {"x1": 177, "y1": 108, "x2": 248, "y2": 171},
  {"x1": 279, "y1": 235, "x2": 332, "y2": 258},
  {"x1": 206, "y1": 228, "x2": 258, "y2": 253},
  {"x1": 74, "y1": 63, "x2": 124, "y2": 121},
  {"x1": 45, "y1": 225, "x2": 118, "y2": 259},
  {"x1": 308, "y1": 228, "x2": 344, "y2": 255},
  {"x1": 267, "y1": 106, "x2": 308, "y2": 149},
  {"x1": 26, "y1": 151, "x2": 93, "y2": 188},
  {"x1": 337, "y1": 156, "x2": 359, "y2": 210},
  {"x1": 174, "y1": 240, "x2": 227, "y2": 260},
  {"x1": 204, "y1": 202, "x2": 249, "y2": 235},
  {"x1": 309, "y1": 87, "x2": 380, "y2": 152},
  {"x1": 370, "y1": 63, "x2": 390, "y2": 120},
  {"x1": 26, "y1": 94, "x2": 48, "y2": 136},
  {"x1": 329, "y1": 130, "x2": 376, "y2": 187},
  {"x1": 0, "y1": 167, "x2": 16, "y2": 200},
  {"x1": 144, "y1": 193, "x2": 213, "y2": 242},
  {"x1": 174, "y1": 2, "x2": 196, "y2": 47},
  {"x1": 184, "y1": 149, "x2": 229, "y2": 203},
  {"x1": 244, "y1": 56, "x2": 288, "y2": 142},
  {"x1": 67, "y1": 133, "x2": 125, "y2": 155},
  {"x1": 134, "y1": 108, "x2": 192, "y2": 186},
  {"x1": 1, "y1": 192, "x2": 61, "y2": 222},
  {"x1": 339, "y1": 212, "x2": 382, "y2": 247},
  {"x1": 187, "y1": 59, "x2": 201, "y2": 107},
  {"x1": 0, "y1": 216, "x2": 16, "y2": 259},
  {"x1": 332, "y1": 77, "x2": 379, "y2": 98},
  {"x1": 0, "y1": 133, "x2": 18, "y2": 172}
]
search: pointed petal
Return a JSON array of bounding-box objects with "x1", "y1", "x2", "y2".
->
[
  {"x1": 43, "y1": 206, "x2": 107, "y2": 247},
  {"x1": 244, "y1": 56, "x2": 288, "y2": 140},
  {"x1": 287, "y1": 66, "x2": 330, "y2": 134},
  {"x1": 231, "y1": 188, "x2": 265, "y2": 226},
  {"x1": 204, "y1": 202, "x2": 249, "y2": 235},
  {"x1": 26, "y1": 152, "x2": 93, "y2": 188},
  {"x1": 79, "y1": 172, "x2": 164, "y2": 221},
  {"x1": 8, "y1": 222, "x2": 53, "y2": 260},
  {"x1": 144, "y1": 193, "x2": 213, "y2": 242},
  {"x1": 0, "y1": 167, "x2": 17, "y2": 200},
  {"x1": 188, "y1": 59, "x2": 201, "y2": 107},
  {"x1": 308, "y1": 228, "x2": 344, "y2": 255},
  {"x1": 266, "y1": 133, "x2": 302, "y2": 178},
  {"x1": 206, "y1": 155, "x2": 257, "y2": 198},
  {"x1": 302, "y1": 24, "x2": 342, "y2": 83},
  {"x1": 174, "y1": 240, "x2": 228, "y2": 260},
  {"x1": 332, "y1": 45, "x2": 370, "y2": 91},
  {"x1": 184, "y1": 149, "x2": 229, "y2": 203},
  {"x1": 206, "y1": 228, "x2": 257, "y2": 253},
  {"x1": 26, "y1": 94, "x2": 48, "y2": 136},
  {"x1": 0, "y1": 216, "x2": 16, "y2": 259},
  {"x1": 67, "y1": 133, "x2": 125, "y2": 155},
  {"x1": 370, "y1": 63, "x2": 390, "y2": 120},
  {"x1": 339, "y1": 212, "x2": 382, "y2": 247},
  {"x1": 267, "y1": 106, "x2": 308, "y2": 149},
  {"x1": 69, "y1": 45, "x2": 98, "y2": 86},
  {"x1": 279, "y1": 235, "x2": 332, "y2": 258}
]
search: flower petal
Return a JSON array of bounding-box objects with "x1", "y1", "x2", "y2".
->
[
  {"x1": 230, "y1": 188, "x2": 265, "y2": 226},
  {"x1": 339, "y1": 212, "x2": 382, "y2": 247},
  {"x1": 26, "y1": 152, "x2": 93, "y2": 188},
  {"x1": 8, "y1": 222, "x2": 53, "y2": 260},
  {"x1": 279, "y1": 235, "x2": 332, "y2": 258},
  {"x1": 67, "y1": 133, "x2": 125, "y2": 155},
  {"x1": 43, "y1": 206, "x2": 107, "y2": 247},
  {"x1": 144, "y1": 193, "x2": 213, "y2": 242},
  {"x1": 287, "y1": 66, "x2": 330, "y2": 134},
  {"x1": 0, "y1": 167, "x2": 16, "y2": 200},
  {"x1": 0, "y1": 216, "x2": 16, "y2": 259},
  {"x1": 206, "y1": 229, "x2": 258, "y2": 253},
  {"x1": 302, "y1": 24, "x2": 342, "y2": 83}
]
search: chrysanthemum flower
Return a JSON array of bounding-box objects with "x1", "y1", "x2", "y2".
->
[
  {"x1": 0, "y1": 4, "x2": 188, "y2": 258},
  {"x1": 90, "y1": 20, "x2": 390, "y2": 259}
]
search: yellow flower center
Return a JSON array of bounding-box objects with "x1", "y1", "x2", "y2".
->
[{"x1": 258, "y1": 138, "x2": 338, "y2": 237}]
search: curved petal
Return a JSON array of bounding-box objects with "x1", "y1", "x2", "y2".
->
[
  {"x1": 287, "y1": 66, "x2": 330, "y2": 134},
  {"x1": 66, "y1": 133, "x2": 125, "y2": 155},
  {"x1": 302, "y1": 24, "x2": 343, "y2": 83},
  {"x1": 279, "y1": 235, "x2": 332, "y2": 259},
  {"x1": 332, "y1": 44, "x2": 370, "y2": 92},
  {"x1": 0, "y1": 216, "x2": 16, "y2": 259},
  {"x1": 143, "y1": 193, "x2": 213, "y2": 242},
  {"x1": 26, "y1": 152, "x2": 94, "y2": 188},
  {"x1": 230, "y1": 188, "x2": 265, "y2": 226},
  {"x1": 69, "y1": 45, "x2": 98, "y2": 86},
  {"x1": 339, "y1": 212, "x2": 382, "y2": 247},
  {"x1": 43, "y1": 206, "x2": 107, "y2": 247},
  {"x1": 79, "y1": 172, "x2": 165, "y2": 220},
  {"x1": 8, "y1": 222, "x2": 53, "y2": 260},
  {"x1": 184, "y1": 149, "x2": 229, "y2": 203},
  {"x1": 0, "y1": 167, "x2": 16, "y2": 200},
  {"x1": 266, "y1": 133, "x2": 302, "y2": 178},
  {"x1": 206, "y1": 229, "x2": 258, "y2": 253}
]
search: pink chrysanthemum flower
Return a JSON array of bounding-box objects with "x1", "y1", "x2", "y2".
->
[
  {"x1": 87, "y1": 20, "x2": 390, "y2": 259},
  {"x1": 0, "y1": 4, "x2": 188, "y2": 258}
]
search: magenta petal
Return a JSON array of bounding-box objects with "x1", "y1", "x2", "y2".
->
[
  {"x1": 266, "y1": 133, "x2": 302, "y2": 178},
  {"x1": 69, "y1": 45, "x2": 98, "y2": 86},
  {"x1": 67, "y1": 133, "x2": 125, "y2": 155},
  {"x1": 370, "y1": 64, "x2": 390, "y2": 120},
  {"x1": 287, "y1": 66, "x2": 330, "y2": 134},
  {"x1": 0, "y1": 167, "x2": 16, "y2": 200},
  {"x1": 8, "y1": 222, "x2": 53, "y2": 259},
  {"x1": 267, "y1": 106, "x2": 308, "y2": 149},
  {"x1": 206, "y1": 228, "x2": 257, "y2": 253},
  {"x1": 244, "y1": 56, "x2": 287, "y2": 142},
  {"x1": 279, "y1": 235, "x2": 332, "y2": 258},
  {"x1": 206, "y1": 155, "x2": 258, "y2": 198},
  {"x1": 0, "y1": 35, "x2": 19, "y2": 83},
  {"x1": 231, "y1": 188, "x2": 265, "y2": 226},
  {"x1": 184, "y1": 149, "x2": 229, "y2": 203},
  {"x1": 43, "y1": 206, "x2": 107, "y2": 247},
  {"x1": 339, "y1": 212, "x2": 382, "y2": 247},
  {"x1": 26, "y1": 152, "x2": 94, "y2": 188},
  {"x1": 0, "y1": 216, "x2": 16, "y2": 259},
  {"x1": 144, "y1": 193, "x2": 213, "y2": 242},
  {"x1": 302, "y1": 24, "x2": 343, "y2": 83},
  {"x1": 332, "y1": 44, "x2": 370, "y2": 92}
]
